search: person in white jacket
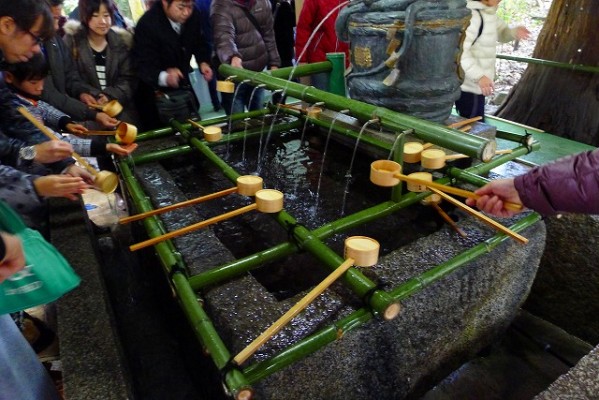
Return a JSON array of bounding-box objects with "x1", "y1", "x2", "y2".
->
[{"x1": 455, "y1": 0, "x2": 530, "y2": 120}]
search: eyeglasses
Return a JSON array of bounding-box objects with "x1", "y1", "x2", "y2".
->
[{"x1": 27, "y1": 30, "x2": 44, "y2": 46}]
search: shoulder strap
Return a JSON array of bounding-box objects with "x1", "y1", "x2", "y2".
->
[
  {"x1": 471, "y1": 9, "x2": 484, "y2": 46},
  {"x1": 241, "y1": 7, "x2": 264, "y2": 38}
]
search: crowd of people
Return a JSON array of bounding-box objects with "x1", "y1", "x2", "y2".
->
[{"x1": 0, "y1": 0, "x2": 596, "y2": 399}]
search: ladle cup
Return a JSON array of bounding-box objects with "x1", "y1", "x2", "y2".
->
[
  {"x1": 420, "y1": 149, "x2": 470, "y2": 169},
  {"x1": 18, "y1": 107, "x2": 119, "y2": 194},
  {"x1": 233, "y1": 236, "x2": 382, "y2": 366},
  {"x1": 120, "y1": 175, "x2": 263, "y2": 224},
  {"x1": 420, "y1": 194, "x2": 467, "y2": 237},
  {"x1": 187, "y1": 119, "x2": 222, "y2": 142},
  {"x1": 83, "y1": 122, "x2": 137, "y2": 145},
  {"x1": 369, "y1": 160, "x2": 522, "y2": 212},
  {"x1": 130, "y1": 189, "x2": 283, "y2": 251},
  {"x1": 89, "y1": 100, "x2": 123, "y2": 118},
  {"x1": 216, "y1": 77, "x2": 236, "y2": 93},
  {"x1": 403, "y1": 142, "x2": 434, "y2": 163}
]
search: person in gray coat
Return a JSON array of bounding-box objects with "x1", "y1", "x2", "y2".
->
[
  {"x1": 62, "y1": 0, "x2": 139, "y2": 126},
  {"x1": 41, "y1": 0, "x2": 119, "y2": 129},
  {"x1": 211, "y1": 0, "x2": 280, "y2": 115}
]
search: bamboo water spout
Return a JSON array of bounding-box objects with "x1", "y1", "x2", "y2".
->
[
  {"x1": 17, "y1": 107, "x2": 119, "y2": 194},
  {"x1": 216, "y1": 64, "x2": 497, "y2": 161}
]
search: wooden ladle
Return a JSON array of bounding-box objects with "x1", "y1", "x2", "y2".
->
[
  {"x1": 216, "y1": 77, "x2": 235, "y2": 93},
  {"x1": 119, "y1": 175, "x2": 263, "y2": 224},
  {"x1": 187, "y1": 119, "x2": 222, "y2": 142},
  {"x1": 83, "y1": 122, "x2": 138, "y2": 145},
  {"x1": 400, "y1": 172, "x2": 527, "y2": 243},
  {"x1": 129, "y1": 189, "x2": 284, "y2": 251},
  {"x1": 403, "y1": 141, "x2": 434, "y2": 163},
  {"x1": 420, "y1": 149, "x2": 470, "y2": 169},
  {"x1": 89, "y1": 100, "x2": 123, "y2": 118},
  {"x1": 233, "y1": 236, "x2": 383, "y2": 366},
  {"x1": 18, "y1": 107, "x2": 119, "y2": 194},
  {"x1": 369, "y1": 160, "x2": 522, "y2": 212}
]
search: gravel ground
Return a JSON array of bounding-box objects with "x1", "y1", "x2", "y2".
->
[{"x1": 488, "y1": 0, "x2": 551, "y2": 112}]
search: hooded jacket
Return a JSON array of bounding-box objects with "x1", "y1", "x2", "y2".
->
[
  {"x1": 460, "y1": 1, "x2": 518, "y2": 94},
  {"x1": 211, "y1": 0, "x2": 281, "y2": 72},
  {"x1": 515, "y1": 149, "x2": 599, "y2": 216}
]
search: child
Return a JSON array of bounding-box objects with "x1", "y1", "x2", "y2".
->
[
  {"x1": 456, "y1": 0, "x2": 530, "y2": 120},
  {"x1": 3, "y1": 53, "x2": 137, "y2": 157}
]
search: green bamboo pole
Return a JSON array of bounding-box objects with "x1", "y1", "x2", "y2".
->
[
  {"x1": 268, "y1": 61, "x2": 332, "y2": 80},
  {"x1": 172, "y1": 271, "x2": 252, "y2": 399},
  {"x1": 187, "y1": 145, "x2": 537, "y2": 291},
  {"x1": 218, "y1": 64, "x2": 495, "y2": 161},
  {"x1": 326, "y1": 53, "x2": 347, "y2": 96},
  {"x1": 497, "y1": 54, "x2": 599, "y2": 74},
  {"x1": 241, "y1": 213, "x2": 541, "y2": 385},
  {"x1": 134, "y1": 109, "x2": 269, "y2": 142}
]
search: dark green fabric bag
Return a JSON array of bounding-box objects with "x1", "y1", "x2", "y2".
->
[{"x1": 0, "y1": 201, "x2": 80, "y2": 314}]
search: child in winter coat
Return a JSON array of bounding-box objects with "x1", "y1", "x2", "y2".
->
[
  {"x1": 456, "y1": 0, "x2": 530, "y2": 120},
  {"x1": 3, "y1": 54, "x2": 137, "y2": 158}
]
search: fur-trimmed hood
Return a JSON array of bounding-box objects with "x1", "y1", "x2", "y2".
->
[{"x1": 63, "y1": 19, "x2": 133, "y2": 49}]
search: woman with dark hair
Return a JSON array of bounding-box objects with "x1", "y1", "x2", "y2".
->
[{"x1": 63, "y1": 0, "x2": 138, "y2": 126}]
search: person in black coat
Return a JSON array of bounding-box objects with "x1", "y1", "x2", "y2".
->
[{"x1": 132, "y1": 0, "x2": 213, "y2": 129}]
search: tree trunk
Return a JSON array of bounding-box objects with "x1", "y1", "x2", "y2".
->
[{"x1": 496, "y1": 0, "x2": 599, "y2": 146}]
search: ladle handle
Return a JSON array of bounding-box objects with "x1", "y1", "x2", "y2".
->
[
  {"x1": 447, "y1": 116, "x2": 482, "y2": 129},
  {"x1": 130, "y1": 203, "x2": 258, "y2": 251},
  {"x1": 429, "y1": 188, "x2": 528, "y2": 244},
  {"x1": 432, "y1": 203, "x2": 467, "y2": 238},
  {"x1": 187, "y1": 119, "x2": 206, "y2": 130},
  {"x1": 233, "y1": 257, "x2": 356, "y2": 366},
  {"x1": 120, "y1": 186, "x2": 238, "y2": 224},
  {"x1": 88, "y1": 104, "x2": 104, "y2": 111},
  {"x1": 17, "y1": 107, "x2": 98, "y2": 177},
  {"x1": 394, "y1": 173, "x2": 522, "y2": 212},
  {"x1": 83, "y1": 130, "x2": 118, "y2": 136}
]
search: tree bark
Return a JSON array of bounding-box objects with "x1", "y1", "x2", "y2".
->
[{"x1": 496, "y1": 0, "x2": 599, "y2": 146}]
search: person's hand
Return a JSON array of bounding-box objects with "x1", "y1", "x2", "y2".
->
[
  {"x1": 270, "y1": 66, "x2": 279, "y2": 71},
  {"x1": 97, "y1": 93, "x2": 110, "y2": 105},
  {"x1": 33, "y1": 175, "x2": 89, "y2": 200},
  {"x1": 95, "y1": 112, "x2": 119, "y2": 128},
  {"x1": 106, "y1": 143, "x2": 138, "y2": 156},
  {"x1": 80, "y1": 92, "x2": 98, "y2": 106},
  {"x1": 64, "y1": 164, "x2": 95, "y2": 185},
  {"x1": 33, "y1": 141, "x2": 74, "y2": 163},
  {"x1": 230, "y1": 56, "x2": 243, "y2": 69},
  {"x1": 514, "y1": 26, "x2": 531, "y2": 40},
  {"x1": 465, "y1": 178, "x2": 524, "y2": 218},
  {"x1": 166, "y1": 67, "x2": 184, "y2": 88},
  {"x1": 478, "y1": 75, "x2": 494, "y2": 97},
  {"x1": 200, "y1": 62, "x2": 214, "y2": 82},
  {"x1": 66, "y1": 123, "x2": 88, "y2": 135},
  {"x1": 0, "y1": 232, "x2": 26, "y2": 283}
]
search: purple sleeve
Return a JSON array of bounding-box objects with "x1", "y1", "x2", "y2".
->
[{"x1": 514, "y1": 149, "x2": 599, "y2": 215}]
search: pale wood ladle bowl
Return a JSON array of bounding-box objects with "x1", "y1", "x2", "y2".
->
[
  {"x1": 187, "y1": 119, "x2": 222, "y2": 142},
  {"x1": 18, "y1": 107, "x2": 119, "y2": 194},
  {"x1": 89, "y1": 100, "x2": 123, "y2": 118},
  {"x1": 83, "y1": 122, "x2": 137, "y2": 145}
]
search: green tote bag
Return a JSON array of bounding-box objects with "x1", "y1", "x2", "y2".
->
[{"x1": 0, "y1": 201, "x2": 81, "y2": 314}]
